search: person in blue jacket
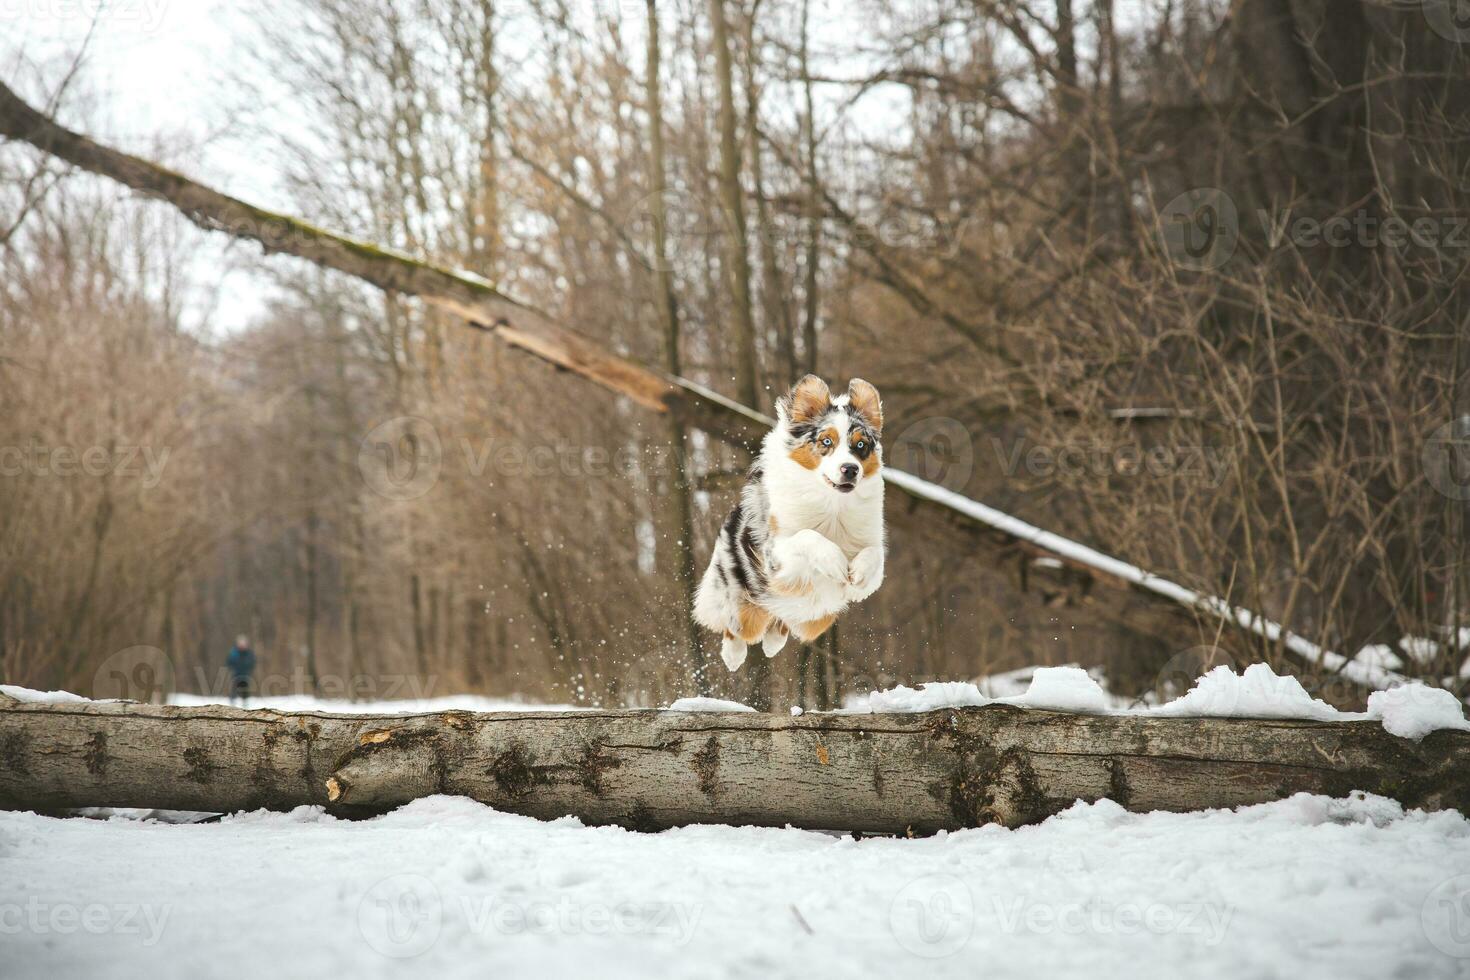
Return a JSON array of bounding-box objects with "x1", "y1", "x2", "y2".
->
[{"x1": 227, "y1": 635, "x2": 256, "y2": 705}]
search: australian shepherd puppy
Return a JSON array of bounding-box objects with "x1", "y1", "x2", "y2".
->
[{"x1": 693, "y1": 375, "x2": 885, "y2": 671}]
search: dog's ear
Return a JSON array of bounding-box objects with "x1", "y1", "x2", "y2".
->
[
  {"x1": 847, "y1": 378, "x2": 883, "y2": 434},
  {"x1": 780, "y1": 374, "x2": 831, "y2": 424}
]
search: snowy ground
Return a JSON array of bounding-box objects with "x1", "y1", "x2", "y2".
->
[{"x1": 4, "y1": 793, "x2": 1469, "y2": 978}]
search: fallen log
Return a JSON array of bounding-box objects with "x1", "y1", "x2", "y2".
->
[{"x1": 1, "y1": 698, "x2": 1465, "y2": 832}]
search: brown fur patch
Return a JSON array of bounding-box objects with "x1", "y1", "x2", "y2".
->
[
  {"x1": 847, "y1": 379, "x2": 883, "y2": 433},
  {"x1": 788, "y1": 443, "x2": 820, "y2": 470},
  {"x1": 792, "y1": 614, "x2": 837, "y2": 643},
  {"x1": 737, "y1": 603, "x2": 772, "y2": 643},
  {"x1": 790, "y1": 425, "x2": 839, "y2": 469},
  {"x1": 852, "y1": 429, "x2": 881, "y2": 478},
  {"x1": 768, "y1": 514, "x2": 779, "y2": 534},
  {"x1": 788, "y1": 375, "x2": 831, "y2": 423}
]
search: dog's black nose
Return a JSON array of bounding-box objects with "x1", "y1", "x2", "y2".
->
[{"x1": 839, "y1": 463, "x2": 859, "y2": 482}]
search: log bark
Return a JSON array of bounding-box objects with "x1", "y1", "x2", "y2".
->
[
  {"x1": 1, "y1": 697, "x2": 1465, "y2": 832},
  {"x1": 0, "y1": 81, "x2": 1395, "y2": 687}
]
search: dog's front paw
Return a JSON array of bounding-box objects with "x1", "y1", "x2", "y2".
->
[
  {"x1": 771, "y1": 529, "x2": 849, "y2": 593},
  {"x1": 845, "y1": 546, "x2": 884, "y2": 602}
]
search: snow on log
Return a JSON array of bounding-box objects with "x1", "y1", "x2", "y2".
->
[
  {"x1": 0, "y1": 81, "x2": 1399, "y2": 686},
  {"x1": 1, "y1": 698, "x2": 1466, "y2": 832}
]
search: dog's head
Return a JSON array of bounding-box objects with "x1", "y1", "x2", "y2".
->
[{"x1": 775, "y1": 375, "x2": 883, "y2": 495}]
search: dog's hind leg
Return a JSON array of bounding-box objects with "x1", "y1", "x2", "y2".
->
[
  {"x1": 761, "y1": 621, "x2": 788, "y2": 657},
  {"x1": 719, "y1": 631, "x2": 749, "y2": 671}
]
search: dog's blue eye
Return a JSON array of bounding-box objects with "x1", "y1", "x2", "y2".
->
[
  {"x1": 856, "y1": 441, "x2": 866, "y2": 451},
  {"x1": 821, "y1": 437, "x2": 832, "y2": 447}
]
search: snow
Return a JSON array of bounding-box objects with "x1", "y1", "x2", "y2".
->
[
  {"x1": 1000, "y1": 665, "x2": 1112, "y2": 713},
  {"x1": 167, "y1": 693, "x2": 577, "y2": 714},
  {"x1": 0, "y1": 685, "x2": 90, "y2": 704},
  {"x1": 1402, "y1": 636, "x2": 1443, "y2": 667},
  {"x1": 4, "y1": 792, "x2": 1469, "y2": 978},
  {"x1": 1366, "y1": 685, "x2": 1470, "y2": 741},
  {"x1": 663, "y1": 697, "x2": 757, "y2": 713},
  {"x1": 837, "y1": 663, "x2": 1470, "y2": 740},
  {"x1": 851, "y1": 680, "x2": 990, "y2": 714},
  {"x1": 1148, "y1": 664, "x2": 1342, "y2": 721},
  {"x1": 847, "y1": 668, "x2": 1116, "y2": 715},
  {"x1": 1354, "y1": 644, "x2": 1406, "y2": 673}
]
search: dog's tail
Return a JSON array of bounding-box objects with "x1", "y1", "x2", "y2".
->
[{"x1": 692, "y1": 542, "x2": 737, "y2": 634}]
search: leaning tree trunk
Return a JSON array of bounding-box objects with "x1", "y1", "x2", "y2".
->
[{"x1": 1, "y1": 696, "x2": 1465, "y2": 832}]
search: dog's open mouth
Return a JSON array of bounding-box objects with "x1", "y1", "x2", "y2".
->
[{"x1": 824, "y1": 476, "x2": 856, "y2": 494}]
